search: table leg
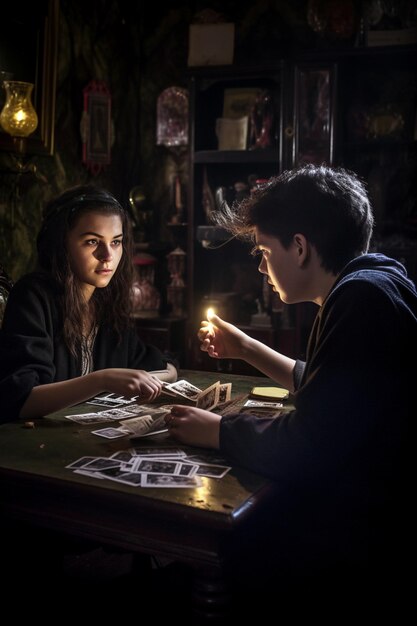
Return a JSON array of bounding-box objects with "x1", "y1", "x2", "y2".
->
[{"x1": 191, "y1": 566, "x2": 231, "y2": 623}]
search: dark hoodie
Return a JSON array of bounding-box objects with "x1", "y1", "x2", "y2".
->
[{"x1": 220, "y1": 254, "x2": 416, "y2": 573}]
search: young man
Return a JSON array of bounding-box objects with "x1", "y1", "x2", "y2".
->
[{"x1": 165, "y1": 165, "x2": 416, "y2": 592}]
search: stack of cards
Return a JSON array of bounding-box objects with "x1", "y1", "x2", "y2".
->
[
  {"x1": 88, "y1": 405, "x2": 172, "y2": 440},
  {"x1": 66, "y1": 446, "x2": 232, "y2": 488}
]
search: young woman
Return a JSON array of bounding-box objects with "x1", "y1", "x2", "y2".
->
[{"x1": 0, "y1": 185, "x2": 177, "y2": 422}]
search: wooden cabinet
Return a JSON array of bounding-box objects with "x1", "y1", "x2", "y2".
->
[
  {"x1": 186, "y1": 66, "x2": 290, "y2": 370},
  {"x1": 333, "y1": 45, "x2": 417, "y2": 283},
  {"x1": 185, "y1": 64, "x2": 320, "y2": 369},
  {"x1": 185, "y1": 45, "x2": 417, "y2": 369}
]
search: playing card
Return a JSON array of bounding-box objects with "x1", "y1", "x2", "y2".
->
[
  {"x1": 65, "y1": 412, "x2": 113, "y2": 424},
  {"x1": 82, "y1": 457, "x2": 123, "y2": 471},
  {"x1": 96, "y1": 408, "x2": 133, "y2": 419},
  {"x1": 110, "y1": 450, "x2": 136, "y2": 463},
  {"x1": 65, "y1": 456, "x2": 97, "y2": 469},
  {"x1": 107, "y1": 472, "x2": 144, "y2": 487},
  {"x1": 91, "y1": 427, "x2": 127, "y2": 439},
  {"x1": 119, "y1": 414, "x2": 168, "y2": 438},
  {"x1": 218, "y1": 382, "x2": 232, "y2": 404},
  {"x1": 132, "y1": 458, "x2": 180, "y2": 475},
  {"x1": 131, "y1": 446, "x2": 186, "y2": 457},
  {"x1": 196, "y1": 380, "x2": 220, "y2": 411},
  {"x1": 141, "y1": 474, "x2": 202, "y2": 488},
  {"x1": 239, "y1": 408, "x2": 283, "y2": 418},
  {"x1": 195, "y1": 464, "x2": 231, "y2": 478},
  {"x1": 86, "y1": 393, "x2": 138, "y2": 407},
  {"x1": 242, "y1": 399, "x2": 284, "y2": 409},
  {"x1": 177, "y1": 463, "x2": 198, "y2": 477},
  {"x1": 163, "y1": 379, "x2": 202, "y2": 400}
]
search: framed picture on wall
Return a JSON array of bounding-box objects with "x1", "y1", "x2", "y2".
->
[{"x1": 81, "y1": 80, "x2": 112, "y2": 175}]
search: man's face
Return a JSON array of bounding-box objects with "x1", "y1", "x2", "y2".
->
[{"x1": 253, "y1": 227, "x2": 304, "y2": 304}]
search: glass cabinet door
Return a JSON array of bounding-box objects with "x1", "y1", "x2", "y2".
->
[{"x1": 293, "y1": 63, "x2": 337, "y2": 166}]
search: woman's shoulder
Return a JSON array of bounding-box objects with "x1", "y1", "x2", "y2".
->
[
  {"x1": 9, "y1": 272, "x2": 61, "y2": 303},
  {"x1": 2, "y1": 272, "x2": 63, "y2": 331},
  {"x1": 12, "y1": 271, "x2": 55, "y2": 289}
]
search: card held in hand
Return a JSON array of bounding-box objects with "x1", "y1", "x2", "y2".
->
[{"x1": 196, "y1": 380, "x2": 220, "y2": 411}]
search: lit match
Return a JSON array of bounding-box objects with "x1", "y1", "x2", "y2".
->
[{"x1": 206, "y1": 307, "x2": 215, "y2": 332}]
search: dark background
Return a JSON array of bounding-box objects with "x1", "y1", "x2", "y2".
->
[{"x1": 0, "y1": 0, "x2": 416, "y2": 286}]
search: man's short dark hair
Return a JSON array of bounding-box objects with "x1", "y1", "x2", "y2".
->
[{"x1": 216, "y1": 165, "x2": 374, "y2": 275}]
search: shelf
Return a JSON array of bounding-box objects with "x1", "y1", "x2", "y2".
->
[
  {"x1": 187, "y1": 51, "x2": 417, "y2": 364},
  {"x1": 194, "y1": 149, "x2": 279, "y2": 164},
  {"x1": 293, "y1": 43, "x2": 417, "y2": 62},
  {"x1": 344, "y1": 140, "x2": 417, "y2": 150},
  {"x1": 187, "y1": 63, "x2": 283, "y2": 80}
]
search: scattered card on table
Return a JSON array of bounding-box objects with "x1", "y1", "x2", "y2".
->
[
  {"x1": 86, "y1": 393, "x2": 138, "y2": 407},
  {"x1": 108, "y1": 472, "x2": 144, "y2": 487},
  {"x1": 195, "y1": 464, "x2": 231, "y2": 479},
  {"x1": 132, "y1": 458, "x2": 180, "y2": 475},
  {"x1": 132, "y1": 446, "x2": 186, "y2": 457},
  {"x1": 142, "y1": 474, "x2": 202, "y2": 488},
  {"x1": 65, "y1": 412, "x2": 111, "y2": 424},
  {"x1": 66, "y1": 456, "x2": 97, "y2": 469},
  {"x1": 82, "y1": 457, "x2": 123, "y2": 471},
  {"x1": 91, "y1": 427, "x2": 127, "y2": 439}
]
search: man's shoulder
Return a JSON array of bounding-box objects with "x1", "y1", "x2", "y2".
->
[{"x1": 337, "y1": 254, "x2": 416, "y2": 295}]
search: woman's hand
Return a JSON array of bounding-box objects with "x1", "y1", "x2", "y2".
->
[
  {"x1": 164, "y1": 405, "x2": 221, "y2": 449},
  {"x1": 97, "y1": 368, "x2": 162, "y2": 400},
  {"x1": 20, "y1": 368, "x2": 162, "y2": 419},
  {"x1": 198, "y1": 314, "x2": 249, "y2": 359}
]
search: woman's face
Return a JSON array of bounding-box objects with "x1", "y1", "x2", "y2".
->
[{"x1": 66, "y1": 211, "x2": 124, "y2": 300}]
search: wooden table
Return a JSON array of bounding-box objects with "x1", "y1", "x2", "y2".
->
[{"x1": 0, "y1": 369, "x2": 282, "y2": 620}]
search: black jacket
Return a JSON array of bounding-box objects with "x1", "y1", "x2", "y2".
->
[{"x1": 0, "y1": 272, "x2": 170, "y2": 422}]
